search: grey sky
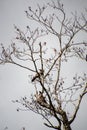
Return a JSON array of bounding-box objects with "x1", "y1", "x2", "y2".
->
[{"x1": 0, "y1": 0, "x2": 87, "y2": 130}]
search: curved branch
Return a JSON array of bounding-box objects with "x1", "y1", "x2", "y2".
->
[{"x1": 69, "y1": 83, "x2": 87, "y2": 124}]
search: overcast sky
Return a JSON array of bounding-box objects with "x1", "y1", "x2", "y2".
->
[{"x1": 0, "y1": 0, "x2": 87, "y2": 130}]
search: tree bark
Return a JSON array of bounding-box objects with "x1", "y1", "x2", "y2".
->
[
  {"x1": 63, "y1": 124, "x2": 72, "y2": 130},
  {"x1": 62, "y1": 111, "x2": 72, "y2": 130}
]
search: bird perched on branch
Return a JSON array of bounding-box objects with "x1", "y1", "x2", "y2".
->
[
  {"x1": 37, "y1": 91, "x2": 47, "y2": 104},
  {"x1": 32, "y1": 69, "x2": 44, "y2": 82}
]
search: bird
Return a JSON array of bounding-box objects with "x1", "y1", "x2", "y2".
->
[
  {"x1": 32, "y1": 69, "x2": 44, "y2": 82},
  {"x1": 37, "y1": 91, "x2": 47, "y2": 104}
]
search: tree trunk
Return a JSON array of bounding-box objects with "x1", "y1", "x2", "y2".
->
[
  {"x1": 63, "y1": 124, "x2": 72, "y2": 130},
  {"x1": 62, "y1": 111, "x2": 72, "y2": 130}
]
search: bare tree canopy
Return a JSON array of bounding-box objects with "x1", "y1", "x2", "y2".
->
[{"x1": 0, "y1": 0, "x2": 87, "y2": 130}]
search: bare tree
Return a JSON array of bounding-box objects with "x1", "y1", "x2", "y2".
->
[{"x1": 0, "y1": 1, "x2": 87, "y2": 130}]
